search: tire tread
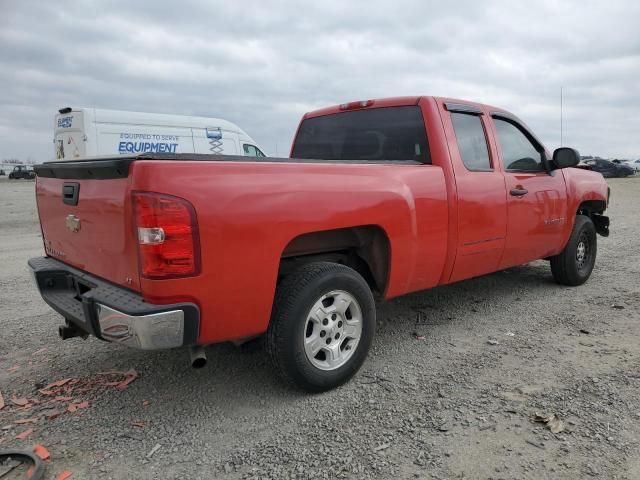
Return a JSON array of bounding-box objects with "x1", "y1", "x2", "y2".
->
[
  {"x1": 266, "y1": 262, "x2": 374, "y2": 391},
  {"x1": 550, "y1": 215, "x2": 596, "y2": 286}
]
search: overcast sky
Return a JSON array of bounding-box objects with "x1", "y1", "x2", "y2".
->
[{"x1": 1, "y1": 0, "x2": 638, "y2": 161}]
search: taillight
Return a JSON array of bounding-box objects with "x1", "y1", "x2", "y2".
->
[
  {"x1": 132, "y1": 192, "x2": 200, "y2": 279},
  {"x1": 339, "y1": 100, "x2": 373, "y2": 110}
]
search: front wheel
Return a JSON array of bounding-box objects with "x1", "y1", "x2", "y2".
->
[
  {"x1": 266, "y1": 262, "x2": 376, "y2": 392},
  {"x1": 550, "y1": 215, "x2": 597, "y2": 286}
]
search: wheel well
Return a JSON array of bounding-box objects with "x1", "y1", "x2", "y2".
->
[
  {"x1": 577, "y1": 200, "x2": 606, "y2": 216},
  {"x1": 279, "y1": 226, "x2": 390, "y2": 294},
  {"x1": 577, "y1": 200, "x2": 609, "y2": 237}
]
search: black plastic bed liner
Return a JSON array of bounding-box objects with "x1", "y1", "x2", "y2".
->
[{"x1": 34, "y1": 153, "x2": 422, "y2": 180}]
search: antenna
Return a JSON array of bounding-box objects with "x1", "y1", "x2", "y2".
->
[{"x1": 560, "y1": 86, "x2": 564, "y2": 147}]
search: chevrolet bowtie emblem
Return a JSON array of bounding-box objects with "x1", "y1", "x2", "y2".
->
[{"x1": 65, "y1": 214, "x2": 81, "y2": 232}]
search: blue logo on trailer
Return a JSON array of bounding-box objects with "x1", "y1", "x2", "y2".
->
[
  {"x1": 118, "y1": 142, "x2": 178, "y2": 154},
  {"x1": 57, "y1": 117, "x2": 73, "y2": 128}
]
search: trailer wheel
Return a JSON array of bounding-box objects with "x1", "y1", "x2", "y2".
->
[
  {"x1": 267, "y1": 262, "x2": 375, "y2": 392},
  {"x1": 550, "y1": 215, "x2": 597, "y2": 286}
]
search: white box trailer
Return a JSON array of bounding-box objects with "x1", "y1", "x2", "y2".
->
[{"x1": 54, "y1": 107, "x2": 266, "y2": 160}]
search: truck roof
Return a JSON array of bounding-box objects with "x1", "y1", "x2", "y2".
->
[
  {"x1": 57, "y1": 107, "x2": 252, "y2": 136},
  {"x1": 303, "y1": 96, "x2": 512, "y2": 120}
]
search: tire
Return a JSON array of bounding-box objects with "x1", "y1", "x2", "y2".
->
[
  {"x1": 267, "y1": 262, "x2": 376, "y2": 392},
  {"x1": 550, "y1": 215, "x2": 597, "y2": 286}
]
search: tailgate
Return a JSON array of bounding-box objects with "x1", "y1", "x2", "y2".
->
[{"x1": 34, "y1": 159, "x2": 140, "y2": 291}]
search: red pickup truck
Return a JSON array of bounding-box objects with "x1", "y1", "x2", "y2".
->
[{"x1": 30, "y1": 96, "x2": 610, "y2": 391}]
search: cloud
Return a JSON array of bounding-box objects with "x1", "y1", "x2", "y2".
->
[{"x1": 1, "y1": 0, "x2": 638, "y2": 160}]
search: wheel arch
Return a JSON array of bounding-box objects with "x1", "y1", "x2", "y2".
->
[
  {"x1": 577, "y1": 199, "x2": 607, "y2": 216},
  {"x1": 278, "y1": 225, "x2": 391, "y2": 295},
  {"x1": 577, "y1": 199, "x2": 609, "y2": 237}
]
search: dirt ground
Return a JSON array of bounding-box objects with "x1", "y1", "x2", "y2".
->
[{"x1": 0, "y1": 175, "x2": 639, "y2": 479}]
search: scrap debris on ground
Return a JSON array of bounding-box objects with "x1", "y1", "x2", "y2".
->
[
  {"x1": 0, "y1": 370, "x2": 138, "y2": 442},
  {"x1": 533, "y1": 413, "x2": 566, "y2": 434},
  {"x1": 0, "y1": 443, "x2": 73, "y2": 480}
]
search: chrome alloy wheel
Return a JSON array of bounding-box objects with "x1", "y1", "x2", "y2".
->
[
  {"x1": 576, "y1": 233, "x2": 589, "y2": 270},
  {"x1": 303, "y1": 290, "x2": 363, "y2": 371}
]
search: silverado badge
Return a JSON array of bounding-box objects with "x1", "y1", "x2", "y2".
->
[{"x1": 65, "y1": 214, "x2": 81, "y2": 232}]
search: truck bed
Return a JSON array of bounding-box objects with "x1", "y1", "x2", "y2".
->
[{"x1": 34, "y1": 153, "x2": 449, "y2": 344}]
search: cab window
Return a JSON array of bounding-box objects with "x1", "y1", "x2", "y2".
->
[
  {"x1": 451, "y1": 113, "x2": 491, "y2": 170},
  {"x1": 291, "y1": 106, "x2": 430, "y2": 163},
  {"x1": 243, "y1": 144, "x2": 265, "y2": 157},
  {"x1": 493, "y1": 118, "x2": 544, "y2": 172}
]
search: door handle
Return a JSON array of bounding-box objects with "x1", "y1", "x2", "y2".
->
[{"x1": 510, "y1": 187, "x2": 528, "y2": 197}]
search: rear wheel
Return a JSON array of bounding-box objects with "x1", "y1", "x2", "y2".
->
[
  {"x1": 267, "y1": 262, "x2": 376, "y2": 392},
  {"x1": 550, "y1": 215, "x2": 597, "y2": 286}
]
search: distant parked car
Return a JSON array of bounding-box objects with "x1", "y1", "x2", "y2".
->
[
  {"x1": 612, "y1": 159, "x2": 636, "y2": 171},
  {"x1": 0, "y1": 169, "x2": 5, "y2": 176},
  {"x1": 582, "y1": 159, "x2": 634, "y2": 178},
  {"x1": 8, "y1": 165, "x2": 36, "y2": 180},
  {"x1": 628, "y1": 159, "x2": 640, "y2": 173}
]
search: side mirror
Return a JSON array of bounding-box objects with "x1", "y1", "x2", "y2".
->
[{"x1": 552, "y1": 147, "x2": 580, "y2": 169}]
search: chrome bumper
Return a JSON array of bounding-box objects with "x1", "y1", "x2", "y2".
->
[
  {"x1": 29, "y1": 256, "x2": 199, "y2": 350},
  {"x1": 97, "y1": 304, "x2": 185, "y2": 349}
]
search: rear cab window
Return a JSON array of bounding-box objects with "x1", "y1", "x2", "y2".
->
[
  {"x1": 291, "y1": 106, "x2": 430, "y2": 163},
  {"x1": 450, "y1": 113, "x2": 492, "y2": 171}
]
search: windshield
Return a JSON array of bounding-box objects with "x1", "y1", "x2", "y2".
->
[{"x1": 291, "y1": 106, "x2": 430, "y2": 163}]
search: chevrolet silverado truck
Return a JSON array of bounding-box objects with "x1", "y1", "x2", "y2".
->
[{"x1": 30, "y1": 96, "x2": 610, "y2": 391}]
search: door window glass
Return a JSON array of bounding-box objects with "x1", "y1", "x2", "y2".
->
[
  {"x1": 243, "y1": 144, "x2": 266, "y2": 157},
  {"x1": 494, "y1": 119, "x2": 544, "y2": 171},
  {"x1": 451, "y1": 113, "x2": 491, "y2": 170}
]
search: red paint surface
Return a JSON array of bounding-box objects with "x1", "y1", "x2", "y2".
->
[{"x1": 35, "y1": 96, "x2": 609, "y2": 345}]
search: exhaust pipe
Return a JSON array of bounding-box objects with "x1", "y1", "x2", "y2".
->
[{"x1": 189, "y1": 345, "x2": 207, "y2": 369}]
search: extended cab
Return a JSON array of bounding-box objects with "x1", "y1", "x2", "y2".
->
[{"x1": 30, "y1": 96, "x2": 610, "y2": 391}]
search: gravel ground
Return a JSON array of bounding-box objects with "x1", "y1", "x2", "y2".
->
[{"x1": 0, "y1": 175, "x2": 639, "y2": 479}]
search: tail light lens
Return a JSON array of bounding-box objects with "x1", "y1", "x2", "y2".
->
[
  {"x1": 339, "y1": 100, "x2": 373, "y2": 110},
  {"x1": 132, "y1": 192, "x2": 200, "y2": 279}
]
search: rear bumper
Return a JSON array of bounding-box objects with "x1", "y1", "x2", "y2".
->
[{"x1": 29, "y1": 256, "x2": 199, "y2": 349}]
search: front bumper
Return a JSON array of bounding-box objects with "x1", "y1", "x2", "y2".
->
[{"x1": 29, "y1": 257, "x2": 199, "y2": 349}]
